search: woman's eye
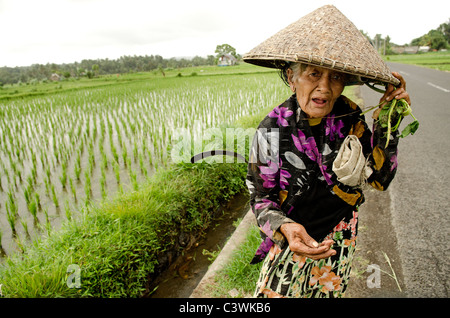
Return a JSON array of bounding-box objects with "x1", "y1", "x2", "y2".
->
[{"x1": 331, "y1": 73, "x2": 346, "y2": 82}]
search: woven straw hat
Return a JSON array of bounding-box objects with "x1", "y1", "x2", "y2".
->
[{"x1": 243, "y1": 5, "x2": 400, "y2": 87}]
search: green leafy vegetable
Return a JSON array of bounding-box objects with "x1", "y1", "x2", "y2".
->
[
  {"x1": 377, "y1": 98, "x2": 419, "y2": 148},
  {"x1": 400, "y1": 120, "x2": 419, "y2": 138}
]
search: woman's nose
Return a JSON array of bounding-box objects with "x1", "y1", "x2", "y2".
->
[{"x1": 317, "y1": 75, "x2": 331, "y2": 92}]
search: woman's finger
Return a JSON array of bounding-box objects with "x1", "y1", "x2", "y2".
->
[
  {"x1": 379, "y1": 72, "x2": 411, "y2": 106},
  {"x1": 294, "y1": 248, "x2": 336, "y2": 260},
  {"x1": 289, "y1": 238, "x2": 336, "y2": 259},
  {"x1": 393, "y1": 71, "x2": 406, "y2": 90}
]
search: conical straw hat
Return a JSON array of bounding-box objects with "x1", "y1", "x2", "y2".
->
[{"x1": 243, "y1": 5, "x2": 400, "y2": 87}]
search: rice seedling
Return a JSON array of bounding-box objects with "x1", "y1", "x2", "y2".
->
[
  {"x1": 84, "y1": 169, "x2": 91, "y2": 202},
  {"x1": 74, "y1": 162, "x2": 81, "y2": 181},
  {"x1": 59, "y1": 160, "x2": 67, "y2": 188},
  {"x1": 113, "y1": 161, "x2": 120, "y2": 184},
  {"x1": 0, "y1": 229, "x2": 3, "y2": 254},
  {"x1": 69, "y1": 177, "x2": 77, "y2": 201},
  {"x1": 51, "y1": 185, "x2": 59, "y2": 208},
  {"x1": 42, "y1": 207, "x2": 51, "y2": 236},
  {"x1": 23, "y1": 183, "x2": 32, "y2": 206},
  {"x1": 6, "y1": 189, "x2": 18, "y2": 234},
  {"x1": 20, "y1": 218, "x2": 29, "y2": 237},
  {"x1": 64, "y1": 200, "x2": 72, "y2": 221},
  {"x1": 34, "y1": 192, "x2": 41, "y2": 210},
  {"x1": 28, "y1": 198, "x2": 38, "y2": 221},
  {"x1": 100, "y1": 174, "x2": 107, "y2": 200}
]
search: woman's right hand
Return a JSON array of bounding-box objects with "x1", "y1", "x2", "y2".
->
[{"x1": 280, "y1": 223, "x2": 336, "y2": 260}]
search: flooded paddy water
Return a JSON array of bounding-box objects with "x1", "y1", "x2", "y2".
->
[{"x1": 0, "y1": 72, "x2": 286, "y2": 260}]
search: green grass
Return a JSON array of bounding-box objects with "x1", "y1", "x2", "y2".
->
[
  {"x1": 204, "y1": 224, "x2": 263, "y2": 298},
  {"x1": 384, "y1": 51, "x2": 450, "y2": 71}
]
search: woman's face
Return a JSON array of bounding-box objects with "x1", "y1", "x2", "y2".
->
[{"x1": 287, "y1": 65, "x2": 346, "y2": 118}]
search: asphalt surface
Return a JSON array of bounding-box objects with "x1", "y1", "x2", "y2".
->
[{"x1": 355, "y1": 62, "x2": 450, "y2": 298}]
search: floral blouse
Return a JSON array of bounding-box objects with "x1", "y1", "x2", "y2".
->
[{"x1": 247, "y1": 94, "x2": 399, "y2": 263}]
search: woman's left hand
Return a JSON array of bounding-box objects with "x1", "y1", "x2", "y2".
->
[
  {"x1": 380, "y1": 72, "x2": 411, "y2": 105},
  {"x1": 373, "y1": 72, "x2": 411, "y2": 119}
]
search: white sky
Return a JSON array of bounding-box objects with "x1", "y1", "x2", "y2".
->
[{"x1": 1, "y1": 0, "x2": 449, "y2": 67}]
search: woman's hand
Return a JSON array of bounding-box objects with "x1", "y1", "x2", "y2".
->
[
  {"x1": 280, "y1": 223, "x2": 336, "y2": 260},
  {"x1": 381, "y1": 71, "x2": 411, "y2": 105},
  {"x1": 373, "y1": 71, "x2": 411, "y2": 119}
]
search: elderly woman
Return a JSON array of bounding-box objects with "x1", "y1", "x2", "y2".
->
[{"x1": 243, "y1": 5, "x2": 411, "y2": 298}]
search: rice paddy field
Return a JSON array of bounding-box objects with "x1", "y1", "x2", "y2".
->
[
  {"x1": 0, "y1": 64, "x2": 290, "y2": 258},
  {"x1": 384, "y1": 50, "x2": 450, "y2": 71}
]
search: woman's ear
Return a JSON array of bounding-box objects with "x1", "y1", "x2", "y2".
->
[{"x1": 286, "y1": 68, "x2": 295, "y2": 93}]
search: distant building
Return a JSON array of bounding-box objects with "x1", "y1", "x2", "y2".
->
[
  {"x1": 217, "y1": 54, "x2": 237, "y2": 66},
  {"x1": 405, "y1": 46, "x2": 419, "y2": 54},
  {"x1": 50, "y1": 73, "x2": 61, "y2": 81},
  {"x1": 391, "y1": 46, "x2": 406, "y2": 54},
  {"x1": 390, "y1": 45, "x2": 431, "y2": 55}
]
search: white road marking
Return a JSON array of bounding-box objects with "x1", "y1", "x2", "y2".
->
[
  {"x1": 427, "y1": 82, "x2": 450, "y2": 93},
  {"x1": 399, "y1": 71, "x2": 410, "y2": 76}
]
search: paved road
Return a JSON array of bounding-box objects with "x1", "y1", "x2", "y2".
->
[{"x1": 356, "y1": 62, "x2": 450, "y2": 298}]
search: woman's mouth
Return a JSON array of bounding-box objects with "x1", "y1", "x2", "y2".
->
[{"x1": 312, "y1": 98, "x2": 328, "y2": 107}]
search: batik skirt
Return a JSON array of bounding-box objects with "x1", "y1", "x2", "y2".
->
[{"x1": 254, "y1": 211, "x2": 358, "y2": 298}]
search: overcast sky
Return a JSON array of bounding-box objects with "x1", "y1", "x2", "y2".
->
[{"x1": 1, "y1": 0, "x2": 449, "y2": 67}]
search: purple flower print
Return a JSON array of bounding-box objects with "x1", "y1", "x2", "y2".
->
[
  {"x1": 292, "y1": 129, "x2": 320, "y2": 161},
  {"x1": 292, "y1": 129, "x2": 333, "y2": 185},
  {"x1": 325, "y1": 115, "x2": 344, "y2": 141},
  {"x1": 279, "y1": 159, "x2": 291, "y2": 190},
  {"x1": 259, "y1": 159, "x2": 291, "y2": 189},
  {"x1": 390, "y1": 151, "x2": 398, "y2": 171},
  {"x1": 269, "y1": 106, "x2": 293, "y2": 127},
  {"x1": 255, "y1": 237, "x2": 274, "y2": 261},
  {"x1": 259, "y1": 160, "x2": 278, "y2": 188},
  {"x1": 254, "y1": 221, "x2": 276, "y2": 260},
  {"x1": 279, "y1": 169, "x2": 291, "y2": 190},
  {"x1": 318, "y1": 159, "x2": 333, "y2": 185},
  {"x1": 261, "y1": 220, "x2": 273, "y2": 239},
  {"x1": 254, "y1": 198, "x2": 280, "y2": 211}
]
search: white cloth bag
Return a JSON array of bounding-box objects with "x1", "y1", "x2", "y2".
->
[{"x1": 332, "y1": 135, "x2": 372, "y2": 187}]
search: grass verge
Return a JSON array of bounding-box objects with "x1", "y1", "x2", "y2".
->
[{"x1": 202, "y1": 223, "x2": 263, "y2": 298}]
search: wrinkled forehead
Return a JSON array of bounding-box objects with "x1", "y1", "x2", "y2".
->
[
  {"x1": 303, "y1": 65, "x2": 344, "y2": 75},
  {"x1": 292, "y1": 63, "x2": 349, "y2": 80}
]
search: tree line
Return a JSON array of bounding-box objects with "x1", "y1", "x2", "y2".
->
[
  {"x1": 411, "y1": 19, "x2": 450, "y2": 50},
  {"x1": 2, "y1": 18, "x2": 449, "y2": 86},
  {"x1": 0, "y1": 54, "x2": 218, "y2": 86},
  {"x1": 361, "y1": 19, "x2": 450, "y2": 55}
]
